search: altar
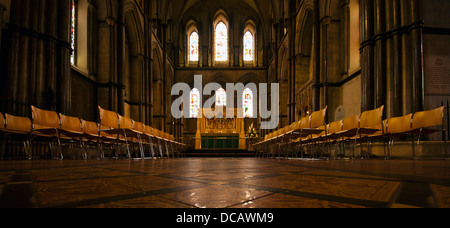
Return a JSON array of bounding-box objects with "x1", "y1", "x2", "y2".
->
[{"x1": 195, "y1": 108, "x2": 246, "y2": 150}]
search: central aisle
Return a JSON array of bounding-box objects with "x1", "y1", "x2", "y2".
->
[{"x1": 0, "y1": 158, "x2": 449, "y2": 208}]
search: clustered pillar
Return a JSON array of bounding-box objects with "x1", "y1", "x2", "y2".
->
[
  {"x1": 360, "y1": 0, "x2": 424, "y2": 117},
  {"x1": 1, "y1": 0, "x2": 72, "y2": 117}
]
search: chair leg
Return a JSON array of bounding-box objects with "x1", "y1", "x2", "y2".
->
[
  {"x1": 25, "y1": 135, "x2": 32, "y2": 160},
  {"x1": 1, "y1": 134, "x2": 7, "y2": 160},
  {"x1": 158, "y1": 139, "x2": 163, "y2": 158},
  {"x1": 148, "y1": 136, "x2": 155, "y2": 159},
  {"x1": 137, "y1": 135, "x2": 144, "y2": 159},
  {"x1": 122, "y1": 130, "x2": 131, "y2": 159},
  {"x1": 55, "y1": 131, "x2": 64, "y2": 160}
]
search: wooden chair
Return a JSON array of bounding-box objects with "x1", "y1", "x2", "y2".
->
[
  {"x1": 80, "y1": 119, "x2": 104, "y2": 159},
  {"x1": 152, "y1": 128, "x2": 165, "y2": 158},
  {"x1": 288, "y1": 107, "x2": 327, "y2": 158},
  {"x1": 1, "y1": 114, "x2": 33, "y2": 160},
  {"x1": 333, "y1": 106, "x2": 384, "y2": 158},
  {"x1": 0, "y1": 112, "x2": 4, "y2": 130},
  {"x1": 58, "y1": 113, "x2": 86, "y2": 159},
  {"x1": 98, "y1": 106, "x2": 137, "y2": 159},
  {"x1": 356, "y1": 106, "x2": 385, "y2": 158},
  {"x1": 385, "y1": 114, "x2": 413, "y2": 158},
  {"x1": 132, "y1": 120, "x2": 146, "y2": 158},
  {"x1": 31, "y1": 106, "x2": 68, "y2": 159},
  {"x1": 324, "y1": 120, "x2": 343, "y2": 158},
  {"x1": 410, "y1": 107, "x2": 446, "y2": 158}
]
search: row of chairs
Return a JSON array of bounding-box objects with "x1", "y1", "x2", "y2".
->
[
  {"x1": 254, "y1": 106, "x2": 447, "y2": 159},
  {"x1": 0, "y1": 106, "x2": 186, "y2": 160}
]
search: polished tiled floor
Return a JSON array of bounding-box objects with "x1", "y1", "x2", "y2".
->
[{"x1": 0, "y1": 157, "x2": 450, "y2": 208}]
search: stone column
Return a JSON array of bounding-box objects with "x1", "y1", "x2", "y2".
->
[
  {"x1": 312, "y1": 0, "x2": 321, "y2": 112},
  {"x1": 144, "y1": 1, "x2": 153, "y2": 126},
  {"x1": 409, "y1": 0, "x2": 424, "y2": 112},
  {"x1": 374, "y1": 0, "x2": 386, "y2": 115},
  {"x1": 0, "y1": 2, "x2": 5, "y2": 50},
  {"x1": 97, "y1": 16, "x2": 118, "y2": 111},
  {"x1": 28, "y1": 0, "x2": 40, "y2": 108},
  {"x1": 400, "y1": 0, "x2": 412, "y2": 115},
  {"x1": 145, "y1": 0, "x2": 153, "y2": 125},
  {"x1": 58, "y1": 0, "x2": 72, "y2": 115},
  {"x1": 44, "y1": 0, "x2": 59, "y2": 111},
  {"x1": 35, "y1": 0, "x2": 48, "y2": 110},
  {"x1": 390, "y1": 0, "x2": 403, "y2": 117},
  {"x1": 117, "y1": 1, "x2": 125, "y2": 116},
  {"x1": 17, "y1": 0, "x2": 31, "y2": 114},
  {"x1": 5, "y1": 0, "x2": 22, "y2": 114},
  {"x1": 360, "y1": 0, "x2": 375, "y2": 112}
]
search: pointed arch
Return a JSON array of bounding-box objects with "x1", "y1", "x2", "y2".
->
[
  {"x1": 243, "y1": 88, "x2": 254, "y2": 118},
  {"x1": 213, "y1": 9, "x2": 229, "y2": 65},
  {"x1": 216, "y1": 88, "x2": 227, "y2": 106},
  {"x1": 186, "y1": 19, "x2": 199, "y2": 65},
  {"x1": 190, "y1": 88, "x2": 200, "y2": 118},
  {"x1": 243, "y1": 19, "x2": 257, "y2": 65},
  {"x1": 189, "y1": 31, "x2": 199, "y2": 62}
]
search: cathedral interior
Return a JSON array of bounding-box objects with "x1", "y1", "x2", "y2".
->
[{"x1": 0, "y1": 0, "x2": 449, "y2": 209}]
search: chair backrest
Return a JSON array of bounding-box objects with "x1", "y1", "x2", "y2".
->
[
  {"x1": 342, "y1": 115, "x2": 359, "y2": 131},
  {"x1": 387, "y1": 114, "x2": 412, "y2": 134},
  {"x1": 144, "y1": 125, "x2": 153, "y2": 135},
  {"x1": 282, "y1": 125, "x2": 290, "y2": 134},
  {"x1": 59, "y1": 114, "x2": 82, "y2": 133},
  {"x1": 299, "y1": 116, "x2": 310, "y2": 129},
  {"x1": 360, "y1": 106, "x2": 384, "y2": 129},
  {"x1": 133, "y1": 121, "x2": 144, "y2": 133},
  {"x1": 310, "y1": 106, "x2": 328, "y2": 128},
  {"x1": 412, "y1": 106, "x2": 445, "y2": 130},
  {"x1": 5, "y1": 114, "x2": 32, "y2": 133},
  {"x1": 118, "y1": 115, "x2": 133, "y2": 130},
  {"x1": 0, "y1": 112, "x2": 4, "y2": 129},
  {"x1": 98, "y1": 106, "x2": 119, "y2": 129},
  {"x1": 81, "y1": 119, "x2": 99, "y2": 135},
  {"x1": 290, "y1": 121, "x2": 299, "y2": 131},
  {"x1": 31, "y1": 106, "x2": 60, "y2": 129},
  {"x1": 153, "y1": 128, "x2": 160, "y2": 137},
  {"x1": 328, "y1": 120, "x2": 343, "y2": 135}
]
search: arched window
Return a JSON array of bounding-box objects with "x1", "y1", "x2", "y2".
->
[
  {"x1": 189, "y1": 31, "x2": 199, "y2": 62},
  {"x1": 190, "y1": 88, "x2": 200, "y2": 118},
  {"x1": 243, "y1": 88, "x2": 254, "y2": 118},
  {"x1": 70, "y1": 0, "x2": 77, "y2": 65},
  {"x1": 215, "y1": 22, "x2": 228, "y2": 62},
  {"x1": 216, "y1": 88, "x2": 227, "y2": 106},
  {"x1": 243, "y1": 31, "x2": 254, "y2": 62}
]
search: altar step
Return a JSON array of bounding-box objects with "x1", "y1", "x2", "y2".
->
[{"x1": 184, "y1": 150, "x2": 256, "y2": 157}]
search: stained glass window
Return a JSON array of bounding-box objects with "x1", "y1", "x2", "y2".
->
[
  {"x1": 243, "y1": 88, "x2": 254, "y2": 118},
  {"x1": 243, "y1": 31, "x2": 253, "y2": 61},
  {"x1": 215, "y1": 22, "x2": 228, "y2": 62},
  {"x1": 70, "y1": 0, "x2": 76, "y2": 65},
  {"x1": 216, "y1": 88, "x2": 227, "y2": 106},
  {"x1": 190, "y1": 88, "x2": 200, "y2": 118},
  {"x1": 189, "y1": 31, "x2": 199, "y2": 62}
]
